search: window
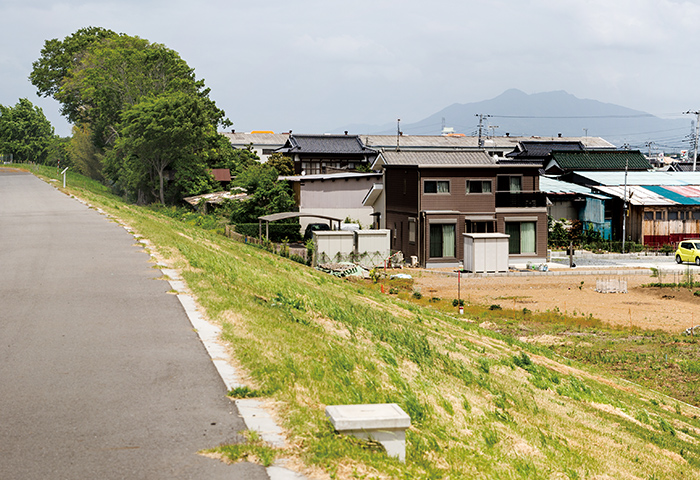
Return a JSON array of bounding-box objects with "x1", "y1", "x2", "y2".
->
[
  {"x1": 424, "y1": 180, "x2": 450, "y2": 194},
  {"x1": 302, "y1": 161, "x2": 320, "y2": 175},
  {"x1": 505, "y1": 222, "x2": 536, "y2": 254},
  {"x1": 497, "y1": 176, "x2": 522, "y2": 192},
  {"x1": 429, "y1": 224, "x2": 456, "y2": 258},
  {"x1": 408, "y1": 218, "x2": 416, "y2": 244},
  {"x1": 694, "y1": 211, "x2": 700, "y2": 220},
  {"x1": 465, "y1": 221, "x2": 494, "y2": 233},
  {"x1": 655, "y1": 211, "x2": 664, "y2": 220},
  {"x1": 669, "y1": 211, "x2": 680, "y2": 220},
  {"x1": 644, "y1": 211, "x2": 654, "y2": 221},
  {"x1": 466, "y1": 180, "x2": 492, "y2": 194}
]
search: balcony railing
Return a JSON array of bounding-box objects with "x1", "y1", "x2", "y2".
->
[{"x1": 495, "y1": 191, "x2": 547, "y2": 208}]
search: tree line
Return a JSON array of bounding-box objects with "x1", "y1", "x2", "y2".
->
[{"x1": 1, "y1": 26, "x2": 295, "y2": 224}]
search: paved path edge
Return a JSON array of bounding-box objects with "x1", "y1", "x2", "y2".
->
[{"x1": 82, "y1": 199, "x2": 308, "y2": 480}]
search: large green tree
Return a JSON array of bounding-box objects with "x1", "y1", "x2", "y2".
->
[
  {"x1": 31, "y1": 28, "x2": 232, "y2": 205},
  {"x1": 230, "y1": 163, "x2": 296, "y2": 224},
  {"x1": 0, "y1": 98, "x2": 55, "y2": 163},
  {"x1": 107, "y1": 92, "x2": 222, "y2": 204},
  {"x1": 267, "y1": 152, "x2": 294, "y2": 176},
  {"x1": 32, "y1": 31, "x2": 215, "y2": 148},
  {"x1": 68, "y1": 124, "x2": 103, "y2": 180},
  {"x1": 30, "y1": 26, "x2": 117, "y2": 103}
]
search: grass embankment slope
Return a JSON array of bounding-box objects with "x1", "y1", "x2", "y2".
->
[{"x1": 34, "y1": 165, "x2": 700, "y2": 479}]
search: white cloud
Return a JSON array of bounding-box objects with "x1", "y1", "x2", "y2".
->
[{"x1": 3, "y1": 0, "x2": 700, "y2": 135}]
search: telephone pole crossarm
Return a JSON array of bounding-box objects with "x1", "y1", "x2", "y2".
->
[{"x1": 684, "y1": 110, "x2": 700, "y2": 171}]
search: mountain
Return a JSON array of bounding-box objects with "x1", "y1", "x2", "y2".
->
[{"x1": 338, "y1": 89, "x2": 691, "y2": 151}]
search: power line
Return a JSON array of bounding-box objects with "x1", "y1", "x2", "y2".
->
[{"x1": 490, "y1": 113, "x2": 655, "y2": 119}]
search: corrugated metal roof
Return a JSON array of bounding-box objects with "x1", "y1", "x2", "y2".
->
[
  {"x1": 221, "y1": 132, "x2": 617, "y2": 151},
  {"x1": 279, "y1": 172, "x2": 381, "y2": 182},
  {"x1": 220, "y1": 132, "x2": 290, "y2": 146},
  {"x1": 593, "y1": 185, "x2": 676, "y2": 206},
  {"x1": 380, "y1": 150, "x2": 496, "y2": 166},
  {"x1": 643, "y1": 186, "x2": 700, "y2": 205},
  {"x1": 573, "y1": 171, "x2": 700, "y2": 186},
  {"x1": 362, "y1": 135, "x2": 615, "y2": 149},
  {"x1": 539, "y1": 176, "x2": 609, "y2": 199},
  {"x1": 665, "y1": 185, "x2": 700, "y2": 198}
]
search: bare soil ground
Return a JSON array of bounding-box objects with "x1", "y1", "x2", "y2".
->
[{"x1": 413, "y1": 269, "x2": 700, "y2": 334}]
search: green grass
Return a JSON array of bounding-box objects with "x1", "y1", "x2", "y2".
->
[
  {"x1": 204, "y1": 431, "x2": 279, "y2": 467},
  {"x1": 35, "y1": 165, "x2": 700, "y2": 479}
]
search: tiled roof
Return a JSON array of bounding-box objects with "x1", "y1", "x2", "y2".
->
[
  {"x1": 506, "y1": 141, "x2": 585, "y2": 158},
  {"x1": 379, "y1": 150, "x2": 496, "y2": 167},
  {"x1": 280, "y1": 134, "x2": 375, "y2": 154},
  {"x1": 547, "y1": 150, "x2": 651, "y2": 172}
]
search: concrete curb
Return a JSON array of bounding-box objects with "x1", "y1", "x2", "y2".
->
[
  {"x1": 62, "y1": 186, "x2": 311, "y2": 479},
  {"x1": 155, "y1": 259, "x2": 306, "y2": 478}
]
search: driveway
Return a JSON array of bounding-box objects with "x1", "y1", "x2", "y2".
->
[{"x1": 0, "y1": 169, "x2": 268, "y2": 479}]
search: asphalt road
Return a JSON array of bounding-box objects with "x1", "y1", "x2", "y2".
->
[{"x1": 0, "y1": 170, "x2": 268, "y2": 479}]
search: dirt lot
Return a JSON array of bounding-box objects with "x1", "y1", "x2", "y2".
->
[{"x1": 413, "y1": 268, "x2": 700, "y2": 334}]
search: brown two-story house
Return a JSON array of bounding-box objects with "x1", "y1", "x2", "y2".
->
[{"x1": 367, "y1": 150, "x2": 547, "y2": 268}]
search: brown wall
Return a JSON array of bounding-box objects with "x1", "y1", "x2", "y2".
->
[
  {"x1": 385, "y1": 168, "x2": 419, "y2": 214},
  {"x1": 384, "y1": 165, "x2": 545, "y2": 266},
  {"x1": 495, "y1": 211, "x2": 548, "y2": 259},
  {"x1": 420, "y1": 167, "x2": 497, "y2": 214}
]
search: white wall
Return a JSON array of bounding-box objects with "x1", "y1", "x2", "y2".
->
[{"x1": 296, "y1": 175, "x2": 380, "y2": 231}]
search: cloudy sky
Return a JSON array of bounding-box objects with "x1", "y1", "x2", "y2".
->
[{"x1": 2, "y1": 0, "x2": 700, "y2": 138}]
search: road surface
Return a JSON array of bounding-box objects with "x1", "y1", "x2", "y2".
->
[{"x1": 0, "y1": 169, "x2": 268, "y2": 479}]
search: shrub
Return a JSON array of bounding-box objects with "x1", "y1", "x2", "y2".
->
[{"x1": 233, "y1": 222, "x2": 301, "y2": 242}]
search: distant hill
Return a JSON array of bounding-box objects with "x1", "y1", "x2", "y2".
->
[{"x1": 337, "y1": 89, "x2": 691, "y2": 151}]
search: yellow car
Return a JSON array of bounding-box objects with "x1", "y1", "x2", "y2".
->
[{"x1": 675, "y1": 240, "x2": 700, "y2": 265}]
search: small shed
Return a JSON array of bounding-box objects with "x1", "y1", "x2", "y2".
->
[
  {"x1": 314, "y1": 230, "x2": 355, "y2": 264},
  {"x1": 463, "y1": 233, "x2": 509, "y2": 273},
  {"x1": 355, "y1": 230, "x2": 391, "y2": 267}
]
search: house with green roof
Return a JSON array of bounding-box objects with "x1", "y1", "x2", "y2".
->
[{"x1": 543, "y1": 150, "x2": 651, "y2": 176}]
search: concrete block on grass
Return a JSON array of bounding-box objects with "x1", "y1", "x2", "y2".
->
[{"x1": 325, "y1": 403, "x2": 411, "y2": 462}]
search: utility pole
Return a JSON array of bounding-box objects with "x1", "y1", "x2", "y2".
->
[
  {"x1": 396, "y1": 118, "x2": 401, "y2": 151},
  {"x1": 644, "y1": 141, "x2": 655, "y2": 166},
  {"x1": 475, "y1": 114, "x2": 491, "y2": 148},
  {"x1": 622, "y1": 155, "x2": 629, "y2": 254},
  {"x1": 684, "y1": 110, "x2": 700, "y2": 171}
]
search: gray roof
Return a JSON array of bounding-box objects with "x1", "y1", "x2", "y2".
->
[
  {"x1": 279, "y1": 172, "x2": 381, "y2": 182},
  {"x1": 221, "y1": 132, "x2": 617, "y2": 151},
  {"x1": 506, "y1": 141, "x2": 585, "y2": 158},
  {"x1": 220, "y1": 132, "x2": 290, "y2": 146},
  {"x1": 378, "y1": 150, "x2": 497, "y2": 167},
  {"x1": 279, "y1": 134, "x2": 376, "y2": 154},
  {"x1": 361, "y1": 135, "x2": 615, "y2": 150},
  {"x1": 258, "y1": 212, "x2": 344, "y2": 222}
]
